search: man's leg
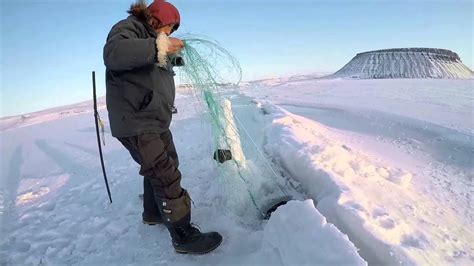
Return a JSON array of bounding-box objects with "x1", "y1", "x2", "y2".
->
[
  {"x1": 118, "y1": 137, "x2": 162, "y2": 224},
  {"x1": 142, "y1": 177, "x2": 162, "y2": 224},
  {"x1": 161, "y1": 129, "x2": 179, "y2": 168},
  {"x1": 141, "y1": 130, "x2": 179, "y2": 224},
  {"x1": 136, "y1": 133, "x2": 184, "y2": 200},
  {"x1": 134, "y1": 132, "x2": 222, "y2": 254}
]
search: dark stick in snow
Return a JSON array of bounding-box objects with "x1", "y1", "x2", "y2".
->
[{"x1": 92, "y1": 71, "x2": 112, "y2": 203}]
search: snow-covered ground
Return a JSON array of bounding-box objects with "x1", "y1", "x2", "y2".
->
[
  {"x1": 1, "y1": 77, "x2": 473, "y2": 265},
  {"x1": 241, "y1": 78, "x2": 473, "y2": 265}
]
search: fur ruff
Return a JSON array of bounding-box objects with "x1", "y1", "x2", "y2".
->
[
  {"x1": 156, "y1": 33, "x2": 170, "y2": 67},
  {"x1": 127, "y1": 0, "x2": 151, "y2": 23}
]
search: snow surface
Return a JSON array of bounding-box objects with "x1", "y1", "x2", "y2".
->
[
  {"x1": 1, "y1": 89, "x2": 364, "y2": 265},
  {"x1": 1, "y1": 77, "x2": 473, "y2": 265},
  {"x1": 0, "y1": 98, "x2": 106, "y2": 132},
  {"x1": 242, "y1": 77, "x2": 474, "y2": 265}
]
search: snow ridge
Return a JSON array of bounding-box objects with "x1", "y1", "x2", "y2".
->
[{"x1": 260, "y1": 103, "x2": 473, "y2": 265}]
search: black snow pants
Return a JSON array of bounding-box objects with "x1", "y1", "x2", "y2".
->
[{"x1": 118, "y1": 130, "x2": 191, "y2": 226}]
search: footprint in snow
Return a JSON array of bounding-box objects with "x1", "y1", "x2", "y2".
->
[
  {"x1": 372, "y1": 207, "x2": 388, "y2": 217},
  {"x1": 372, "y1": 207, "x2": 396, "y2": 229},
  {"x1": 378, "y1": 217, "x2": 396, "y2": 229},
  {"x1": 343, "y1": 200, "x2": 368, "y2": 215},
  {"x1": 382, "y1": 168, "x2": 413, "y2": 187},
  {"x1": 400, "y1": 233, "x2": 428, "y2": 249}
]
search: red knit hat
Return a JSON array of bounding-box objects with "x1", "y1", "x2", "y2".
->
[{"x1": 148, "y1": 0, "x2": 180, "y2": 32}]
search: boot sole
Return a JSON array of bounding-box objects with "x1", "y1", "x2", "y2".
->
[
  {"x1": 142, "y1": 220, "x2": 163, "y2": 225},
  {"x1": 174, "y1": 237, "x2": 223, "y2": 255}
]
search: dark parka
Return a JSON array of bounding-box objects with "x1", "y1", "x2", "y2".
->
[{"x1": 104, "y1": 13, "x2": 179, "y2": 137}]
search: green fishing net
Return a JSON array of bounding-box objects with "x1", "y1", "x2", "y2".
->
[
  {"x1": 176, "y1": 35, "x2": 290, "y2": 219},
  {"x1": 178, "y1": 35, "x2": 241, "y2": 143}
]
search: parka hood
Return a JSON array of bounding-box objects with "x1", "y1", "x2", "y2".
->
[{"x1": 127, "y1": 0, "x2": 151, "y2": 23}]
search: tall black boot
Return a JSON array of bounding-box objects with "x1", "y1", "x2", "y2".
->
[
  {"x1": 142, "y1": 177, "x2": 163, "y2": 225},
  {"x1": 170, "y1": 216, "x2": 223, "y2": 254},
  {"x1": 155, "y1": 190, "x2": 223, "y2": 254}
]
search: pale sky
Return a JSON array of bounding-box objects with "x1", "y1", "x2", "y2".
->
[{"x1": 1, "y1": 0, "x2": 472, "y2": 117}]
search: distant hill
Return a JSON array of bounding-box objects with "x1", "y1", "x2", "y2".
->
[{"x1": 327, "y1": 48, "x2": 473, "y2": 79}]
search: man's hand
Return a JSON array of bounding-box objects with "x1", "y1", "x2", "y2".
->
[{"x1": 168, "y1": 37, "x2": 184, "y2": 54}]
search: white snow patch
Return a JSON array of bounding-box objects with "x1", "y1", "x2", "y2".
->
[{"x1": 263, "y1": 200, "x2": 366, "y2": 266}]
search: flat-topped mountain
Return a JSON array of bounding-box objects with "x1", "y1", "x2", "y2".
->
[{"x1": 329, "y1": 48, "x2": 473, "y2": 79}]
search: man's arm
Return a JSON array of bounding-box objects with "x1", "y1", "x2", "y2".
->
[{"x1": 103, "y1": 21, "x2": 157, "y2": 72}]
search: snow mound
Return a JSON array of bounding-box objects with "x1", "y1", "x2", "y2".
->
[
  {"x1": 329, "y1": 48, "x2": 473, "y2": 79},
  {"x1": 263, "y1": 200, "x2": 367, "y2": 266},
  {"x1": 261, "y1": 104, "x2": 473, "y2": 265}
]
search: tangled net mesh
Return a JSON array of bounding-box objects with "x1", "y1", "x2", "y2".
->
[
  {"x1": 175, "y1": 35, "x2": 289, "y2": 219},
  {"x1": 177, "y1": 35, "x2": 241, "y2": 137}
]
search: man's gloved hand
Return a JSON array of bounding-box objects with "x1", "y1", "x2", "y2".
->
[
  {"x1": 168, "y1": 37, "x2": 184, "y2": 55},
  {"x1": 171, "y1": 56, "x2": 185, "y2": 67},
  {"x1": 157, "y1": 35, "x2": 184, "y2": 67}
]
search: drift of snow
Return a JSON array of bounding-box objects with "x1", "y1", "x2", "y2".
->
[
  {"x1": 263, "y1": 200, "x2": 366, "y2": 266},
  {"x1": 242, "y1": 77, "x2": 473, "y2": 265}
]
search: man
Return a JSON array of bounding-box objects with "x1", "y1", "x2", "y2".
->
[{"x1": 103, "y1": 0, "x2": 222, "y2": 254}]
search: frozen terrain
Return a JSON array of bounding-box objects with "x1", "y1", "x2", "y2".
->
[
  {"x1": 0, "y1": 87, "x2": 364, "y2": 265},
  {"x1": 1, "y1": 77, "x2": 473, "y2": 265},
  {"x1": 241, "y1": 77, "x2": 474, "y2": 264}
]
